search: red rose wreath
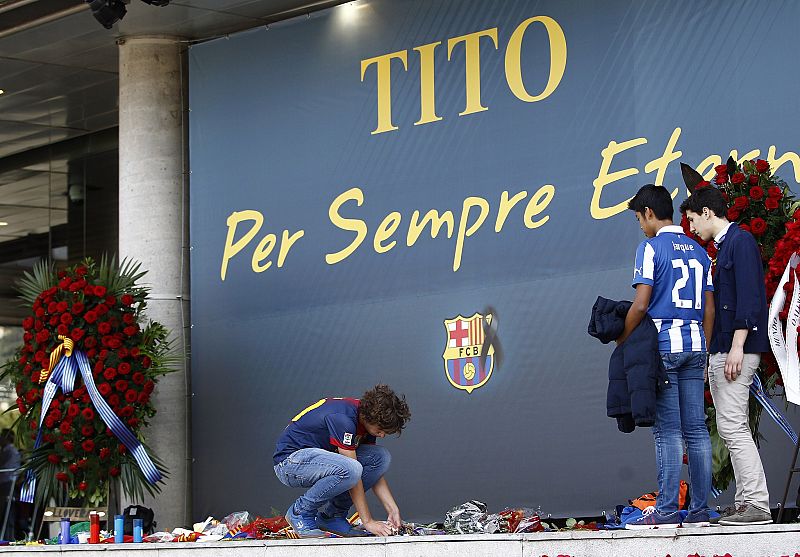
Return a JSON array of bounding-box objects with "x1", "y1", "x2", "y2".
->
[{"x1": 1, "y1": 257, "x2": 171, "y2": 505}]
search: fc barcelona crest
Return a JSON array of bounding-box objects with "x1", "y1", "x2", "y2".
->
[{"x1": 442, "y1": 312, "x2": 495, "y2": 393}]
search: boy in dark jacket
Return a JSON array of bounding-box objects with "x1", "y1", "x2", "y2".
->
[
  {"x1": 619, "y1": 185, "x2": 715, "y2": 529},
  {"x1": 681, "y1": 186, "x2": 772, "y2": 526}
]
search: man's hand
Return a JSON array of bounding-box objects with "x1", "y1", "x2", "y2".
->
[
  {"x1": 725, "y1": 345, "x2": 744, "y2": 381},
  {"x1": 387, "y1": 508, "x2": 402, "y2": 529},
  {"x1": 363, "y1": 520, "x2": 393, "y2": 536}
]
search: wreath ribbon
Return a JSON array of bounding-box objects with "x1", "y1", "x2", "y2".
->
[
  {"x1": 769, "y1": 253, "x2": 800, "y2": 405},
  {"x1": 21, "y1": 339, "x2": 162, "y2": 503}
]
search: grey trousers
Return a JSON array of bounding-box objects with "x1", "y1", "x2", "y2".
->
[{"x1": 708, "y1": 352, "x2": 770, "y2": 513}]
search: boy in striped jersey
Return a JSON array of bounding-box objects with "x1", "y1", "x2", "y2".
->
[{"x1": 619, "y1": 184, "x2": 715, "y2": 529}]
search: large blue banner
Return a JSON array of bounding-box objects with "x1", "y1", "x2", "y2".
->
[{"x1": 189, "y1": 0, "x2": 800, "y2": 520}]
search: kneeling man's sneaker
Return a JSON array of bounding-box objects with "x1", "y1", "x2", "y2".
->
[
  {"x1": 285, "y1": 505, "x2": 326, "y2": 538},
  {"x1": 718, "y1": 504, "x2": 773, "y2": 526},
  {"x1": 316, "y1": 514, "x2": 370, "y2": 537},
  {"x1": 625, "y1": 507, "x2": 682, "y2": 529}
]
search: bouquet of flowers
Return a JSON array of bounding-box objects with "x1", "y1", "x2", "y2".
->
[{"x1": 1, "y1": 256, "x2": 174, "y2": 506}]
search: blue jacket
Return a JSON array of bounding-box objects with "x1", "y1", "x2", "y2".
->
[
  {"x1": 588, "y1": 297, "x2": 670, "y2": 433},
  {"x1": 709, "y1": 223, "x2": 770, "y2": 354}
]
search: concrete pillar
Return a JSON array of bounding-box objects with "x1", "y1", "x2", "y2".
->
[{"x1": 118, "y1": 36, "x2": 191, "y2": 529}]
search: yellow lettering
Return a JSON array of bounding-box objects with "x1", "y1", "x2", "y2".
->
[
  {"x1": 221, "y1": 210, "x2": 263, "y2": 281},
  {"x1": 277, "y1": 229, "x2": 305, "y2": 268},
  {"x1": 767, "y1": 146, "x2": 800, "y2": 182},
  {"x1": 251, "y1": 234, "x2": 277, "y2": 273},
  {"x1": 590, "y1": 137, "x2": 648, "y2": 220},
  {"x1": 407, "y1": 209, "x2": 455, "y2": 246},
  {"x1": 374, "y1": 212, "x2": 402, "y2": 253},
  {"x1": 447, "y1": 28, "x2": 499, "y2": 116},
  {"x1": 495, "y1": 190, "x2": 528, "y2": 232},
  {"x1": 453, "y1": 196, "x2": 490, "y2": 272},
  {"x1": 697, "y1": 155, "x2": 722, "y2": 181},
  {"x1": 326, "y1": 188, "x2": 368, "y2": 265},
  {"x1": 524, "y1": 185, "x2": 555, "y2": 228},
  {"x1": 644, "y1": 127, "x2": 682, "y2": 200},
  {"x1": 413, "y1": 42, "x2": 443, "y2": 126},
  {"x1": 504, "y1": 16, "x2": 567, "y2": 102},
  {"x1": 361, "y1": 51, "x2": 409, "y2": 134}
]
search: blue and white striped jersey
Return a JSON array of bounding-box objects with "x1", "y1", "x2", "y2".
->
[{"x1": 632, "y1": 225, "x2": 714, "y2": 353}]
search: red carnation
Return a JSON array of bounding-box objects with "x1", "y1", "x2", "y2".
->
[
  {"x1": 751, "y1": 218, "x2": 767, "y2": 236},
  {"x1": 93, "y1": 285, "x2": 107, "y2": 297},
  {"x1": 105, "y1": 296, "x2": 117, "y2": 305},
  {"x1": 67, "y1": 404, "x2": 80, "y2": 418},
  {"x1": 118, "y1": 444, "x2": 127, "y2": 455},
  {"x1": 84, "y1": 336, "x2": 97, "y2": 348},
  {"x1": 766, "y1": 198, "x2": 779, "y2": 210},
  {"x1": 71, "y1": 328, "x2": 85, "y2": 341},
  {"x1": 81, "y1": 407, "x2": 95, "y2": 421},
  {"x1": 71, "y1": 302, "x2": 84, "y2": 315},
  {"x1": 22, "y1": 317, "x2": 34, "y2": 330},
  {"x1": 76, "y1": 266, "x2": 88, "y2": 277},
  {"x1": 99, "y1": 447, "x2": 110, "y2": 460},
  {"x1": 81, "y1": 425, "x2": 94, "y2": 437},
  {"x1": 59, "y1": 421, "x2": 72, "y2": 435},
  {"x1": 31, "y1": 371, "x2": 40, "y2": 383},
  {"x1": 56, "y1": 301, "x2": 68, "y2": 313},
  {"x1": 84, "y1": 285, "x2": 94, "y2": 296},
  {"x1": 714, "y1": 174, "x2": 728, "y2": 185},
  {"x1": 49, "y1": 316, "x2": 59, "y2": 327},
  {"x1": 123, "y1": 325, "x2": 139, "y2": 337},
  {"x1": 118, "y1": 362, "x2": 131, "y2": 375},
  {"x1": 25, "y1": 390, "x2": 37, "y2": 404},
  {"x1": 110, "y1": 467, "x2": 120, "y2": 477},
  {"x1": 137, "y1": 392, "x2": 150, "y2": 405},
  {"x1": 57, "y1": 324, "x2": 69, "y2": 335},
  {"x1": 127, "y1": 418, "x2": 139, "y2": 428},
  {"x1": 733, "y1": 196, "x2": 749, "y2": 209},
  {"x1": 47, "y1": 454, "x2": 60, "y2": 464},
  {"x1": 96, "y1": 304, "x2": 109, "y2": 316},
  {"x1": 755, "y1": 159, "x2": 770, "y2": 173},
  {"x1": 118, "y1": 347, "x2": 129, "y2": 358},
  {"x1": 714, "y1": 164, "x2": 728, "y2": 174},
  {"x1": 62, "y1": 440, "x2": 74, "y2": 452},
  {"x1": 56, "y1": 472, "x2": 69, "y2": 483},
  {"x1": 120, "y1": 406, "x2": 134, "y2": 417},
  {"x1": 78, "y1": 481, "x2": 87, "y2": 492},
  {"x1": 69, "y1": 463, "x2": 79, "y2": 474},
  {"x1": 748, "y1": 174, "x2": 759, "y2": 185},
  {"x1": 84, "y1": 311, "x2": 98, "y2": 324},
  {"x1": 731, "y1": 172, "x2": 745, "y2": 185},
  {"x1": 123, "y1": 313, "x2": 135, "y2": 325},
  {"x1": 142, "y1": 356, "x2": 152, "y2": 369},
  {"x1": 768, "y1": 186, "x2": 783, "y2": 199},
  {"x1": 108, "y1": 338, "x2": 122, "y2": 349},
  {"x1": 115, "y1": 380, "x2": 129, "y2": 392},
  {"x1": 98, "y1": 322, "x2": 112, "y2": 335},
  {"x1": 108, "y1": 394, "x2": 120, "y2": 407},
  {"x1": 121, "y1": 294, "x2": 134, "y2": 306},
  {"x1": 81, "y1": 439, "x2": 95, "y2": 453},
  {"x1": 47, "y1": 301, "x2": 57, "y2": 313},
  {"x1": 727, "y1": 207, "x2": 741, "y2": 221},
  {"x1": 99, "y1": 349, "x2": 109, "y2": 360},
  {"x1": 132, "y1": 372, "x2": 145, "y2": 385},
  {"x1": 103, "y1": 367, "x2": 117, "y2": 381},
  {"x1": 125, "y1": 390, "x2": 137, "y2": 403},
  {"x1": 35, "y1": 307, "x2": 45, "y2": 318},
  {"x1": 143, "y1": 380, "x2": 155, "y2": 394},
  {"x1": 77, "y1": 458, "x2": 88, "y2": 468},
  {"x1": 17, "y1": 399, "x2": 26, "y2": 414},
  {"x1": 60, "y1": 313, "x2": 73, "y2": 325},
  {"x1": 98, "y1": 383, "x2": 112, "y2": 396}
]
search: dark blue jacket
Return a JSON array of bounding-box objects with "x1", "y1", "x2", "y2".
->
[
  {"x1": 709, "y1": 223, "x2": 770, "y2": 354},
  {"x1": 588, "y1": 297, "x2": 670, "y2": 433}
]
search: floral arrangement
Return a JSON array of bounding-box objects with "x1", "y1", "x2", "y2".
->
[
  {"x1": 680, "y1": 157, "x2": 800, "y2": 491},
  {"x1": 1, "y1": 256, "x2": 173, "y2": 506}
]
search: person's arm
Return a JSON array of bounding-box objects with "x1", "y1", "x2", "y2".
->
[
  {"x1": 337, "y1": 448, "x2": 392, "y2": 536},
  {"x1": 616, "y1": 284, "x2": 652, "y2": 344},
  {"x1": 724, "y1": 329, "x2": 748, "y2": 381},
  {"x1": 371, "y1": 476, "x2": 401, "y2": 528},
  {"x1": 702, "y1": 290, "x2": 715, "y2": 348}
]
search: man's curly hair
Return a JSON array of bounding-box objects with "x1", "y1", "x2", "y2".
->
[{"x1": 359, "y1": 384, "x2": 410, "y2": 435}]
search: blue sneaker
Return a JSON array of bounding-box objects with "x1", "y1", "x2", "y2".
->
[
  {"x1": 316, "y1": 514, "x2": 370, "y2": 537},
  {"x1": 682, "y1": 509, "x2": 710, "y2": 528},
  {"x1": 624, "y1": 507, "x2": 682, "y2": 529},
  {"x1": 285, "y1": 505, "x2": 326, "y2": 538}
]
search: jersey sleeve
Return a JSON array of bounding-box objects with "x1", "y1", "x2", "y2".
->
[
  {"x1": 324, "y1": 413, "x2": 359, "y2": 451},
  {"x1": 360, "y1": 434, "x2": 377, "y2": 446},
  {"x1": 632, "y1": 241, "x2": 655, "y2": 287}
]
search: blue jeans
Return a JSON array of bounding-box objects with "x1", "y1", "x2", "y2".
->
[
  {"x1": 653, "y1": 351, "x2": 712, "y2": 514},
  {"x1": 274, "y1": 444, "x2": 391, "y2": 517}
]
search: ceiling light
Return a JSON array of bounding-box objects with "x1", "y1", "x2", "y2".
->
[
  {"x1": 0, "y1": 89, "x2": 4, "y2": 95},
  {"x1": 85, "y1": 0, "x2": 127, "y2": 29},
  {"x1": 0, "y1": 222, "x2": 8, "y2": 226}
]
